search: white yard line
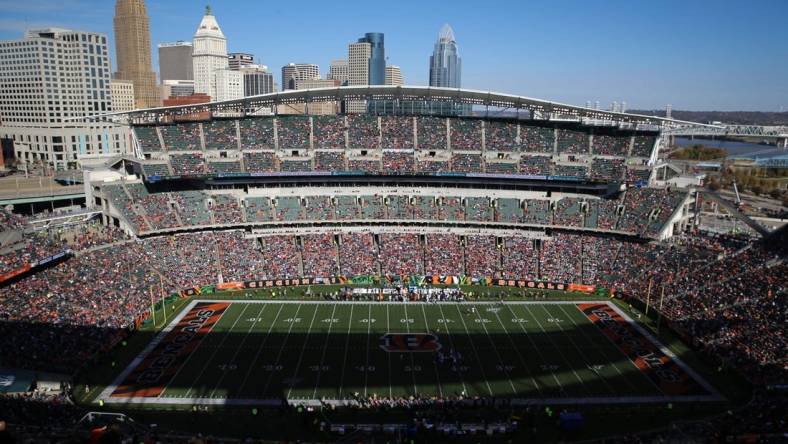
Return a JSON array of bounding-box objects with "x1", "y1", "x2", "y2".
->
[
  {"x1": 518, "y1": 304, "x2": 589, "y2": 394},
  {"x1": 452, "y1": 304, "x2": 493, "y2": 396},
  {"x1": 470, "y1": 304, "x2": 517, "y2": 395},
  {"x1": 420, "y1": 304, "x2": 443, "y2": 398},
  {"x1": 260, "y1": 304, "x2": 304, "y2": 397},
  {"x1": 97, "y1": 299, "x2": 199, "y2": 403},
  {"x1": 363, "y1": 304, "x2": 373, "y2": 397},
  {"x1": 336, "y1": 304, "x2": 354, "y2": 398},
  {"x1": 402, "y1": 304, "x2": 419, "y2": 396},
  {"x1": 310, "y1": 304, "x2": 339, "y2": 399},
  {"x1": 556, "y1": 303, "x2": 639, "y2": 394},
  {"x1": 182, "y1": 304, "x2": 252, "y2": 398},
  {"x1": 285, "y1": 304, "x2": 322, "y2": 399},
  {"x1": 489, "y1": 306, "x2": 542, "y2": 396},
  {"x1": 235, "y1": 303, "x2": 286, "y2": 395},
  {"x1": 535, "y1": 304, "x2": 618, "y2": 397},
  {"x1": 384, "y1": 304, "x2": 393, "y2": 398},
  {"x1": 501, "y1": 303, "x2": 564, "y2": 394},
  {"x1": 208, "y1": 303, "x2": 268, "y2": 398},
  {"x1": 435, "y1": 304, "x2": 468, "y2": 396}
]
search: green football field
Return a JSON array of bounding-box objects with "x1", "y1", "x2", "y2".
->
[{"x1": 98, "y1": 299, "x2": 720, "y2": 406}]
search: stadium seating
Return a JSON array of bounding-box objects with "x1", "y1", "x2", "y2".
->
[
  {"x1": 485, "y1": 161, "x2": 518, "y2": 174},
  {"x1": 464, "y1": 235, "x2": 499, "y2": 277},
  {"x1": 141, "y1": 163, "x2": 170, "y2": 177},
  {"x1": 170, "y1": 153, "x2": 207, "y2": 175},
  {"x1": 382, "y1": 151, "x2": 415, "y2": 174},
  {"x1": 280, "y1": 159, "x2": 312, "y2": 172},
  {"x1": 211, "y1": 194, "x2": 243, "y2": 225},
  {"x1": 300, "y1": 233, "x2": 339, "y2": 277},
  {"x1": 207, "y1": 160, "x2": 242, "y2": 174},
  {"x1": 438, "y1": 196, "x2": 465, "y2": 221},
  {"x1": 416, "y1": 116, "x2": 447, "y2": 150},
  {"x1": 334, "y1": 195, "x2": 360, "y2": 220},
  {"x1": 243, "y1": 151, "x2": 276, "y2": 172},
  {"x1": 450, "y1": 119, "x2": 482, "y2": 150},
  {"x1": 277, "y1": 116, "x2": 311, "y2": 149},
  {"x1": 632, "y1": 135, "x2": 656, "y2": 157},
  {"x1": 502, "y1": 237, "x2": 538, "y2": 279},
  {"x1": 203, "y1": 120, "x2": 238, "y2": 151},
  {"x1": 348, "y1": 158, "x2": 381, "y2": 173},
  {"x1": 592, "y1": 133, "x2": 629, "y2": 156},
  {"x1": 348, "y1": 115, "x2": 379, "y2": 148},
  {"x1": 313, "y1": 115, "x2": 346, "y2": 149},
  {"x1": 160, "y1": 123, "x2": 201, "y2": 151},
  {"x1": 556, "y1": 129, "x2": 589, "y2": 154},
  {"x1": 315, "y1": 150, "x2": 347, "y2": 171},
  {"x1": 553, "y1": 198, "x2": 584, "y2": 227},
  {"x1": 378, "y1": 233, "x2": 424, "y2": 275},
  {"x1": 451, "y1": 153, "x2": 483, "y2": 173},
  {"x1": 244, "y1": 196, "x2": 274, "y2": 222},
  {"x1": 519, "y1": 155, "x2": 553, "y2": 175},
  {"x1": 494, "y1": 198, "x2": 522, "y2": 223},
  {"x1": 305, "y1": 195, "x2": 335, "y2": 221},
  {"x1": 239, "y1": 118, "x2": 275, "y2": 150},
  {"x1": 381, "y1": 116, "x2": 414, "y2": 149},
  {"x1": 134, "y1": 126, "x2": 162, "y2": 153},
  {"x1": 485, "y1": 121, "x2": 518, "y2": 151},
  {"x1": 520, "y1": 125, "x2": 554, "y2": 152},
  {"x1": 339, "y1": 232, "x2": 378, "y2": 276},
  {"x1": 424, "y1": 233, "x2": 465, "y2": 275},
  {"x1": 553, "y1": 164, "x2": 588, "y2": 179},
  {"x1": 590, "y1": 157, "x2": 625, "y2": 182},
  {"x1": 465, "y1": 196, "x2": 493, "y2": 222}
]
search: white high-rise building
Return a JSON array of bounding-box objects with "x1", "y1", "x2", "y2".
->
[
  {"x1": 110, "y1": 80, "x2": 135, "y2": 113},
  {"x1": 347, "y1": 42, "x2": 371, "y2": 113},
  {"x1": 192, "y1": 5, "x2": 228, "y2": 99},
  {"x1": 0, "y1": 28, "x2": 130, "y2": 170},
  {"x1": 281, "y1": 63, "x2": 320, "y2": 91},
  {"x1": 385, "y1": 65, "x2": 403, "y2": 86},
  {"x1": 327, "y1": 59, "x2": 349, "y2": 84},
  {"x1": 214, "y1": 68, "x2": 243, "y2": 102}
]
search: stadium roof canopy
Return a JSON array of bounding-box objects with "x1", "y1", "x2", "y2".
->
[{"x1": 77, "y1": 85, "x2": 718, "y2": 132}]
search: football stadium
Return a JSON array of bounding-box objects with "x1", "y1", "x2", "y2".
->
[{"x1": 0, "y1": 85, "x2": 784, "y2": 442}]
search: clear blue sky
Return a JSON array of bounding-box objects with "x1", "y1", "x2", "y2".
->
[{"x1": 1, "y1": 0, "x2": 786, "y2": 111}]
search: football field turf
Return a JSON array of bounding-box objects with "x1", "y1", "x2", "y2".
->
[{"x1": 99, "y1": 300, "x2": 720, "y2": 406}]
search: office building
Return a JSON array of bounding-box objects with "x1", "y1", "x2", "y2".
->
[
  {"x1": 113, "y1": 0, "x2": 160, "y2": 108},
  {"x1": 327, "y1": 59, "x2": 349, "y2": 84},
  {"x1": 228, "y1": 52, "x2": 254, "y2": 70},
  {"x1": 281, "y1": 63, "x2": 320, "y2": 91},
  {"x1": 357, "y1": 33, "x2": 385, "y2": 85},
  {"x1": 241, "y1": 65, "x2": 275, "y2": 96},
  {"x1": 192, "y1": 5, "x2": 229, "y2": 99},
  {"x1": 347, "y1": 42, "x2": 371, "y2": 113},
  {"x1": 385, "y1": 65, "x2": 403, "y2": 86},
  {"x1": 429, "y1": 24, "x2": 461, "y2": 88},
  {"x1": 214, "y1": 68, "x2": 244, "y2": 102},
  {"x1": 110, "y1": 80, "x2": 135, "y2": 113},
  {"x1": 159, "y1": 80, "x2": 195, "y2": 101},
  {"x1": 0, "y1": 28, "x2": 130, "y2": 169},
  {"x1": 158, "y1": 41, "x2": 193, "y2": 81}
]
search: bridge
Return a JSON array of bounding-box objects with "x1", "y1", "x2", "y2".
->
[{"x1": 662, "y1": 124, "x2": 788, "y2": 148}]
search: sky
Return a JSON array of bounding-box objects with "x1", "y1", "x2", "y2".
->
[{"x1": 0, "y1": 0, "x2": 786, "y2": 111}]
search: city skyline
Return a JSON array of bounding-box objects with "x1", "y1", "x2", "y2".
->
[{"x1": 0, "y1": 0, "x2": 786, "y2": 111}]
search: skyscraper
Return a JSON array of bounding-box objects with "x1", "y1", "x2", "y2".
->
[
  {"x1": 241, "y1": 65, "x2": 275, "y2": 96},
  {"x1": 281, "y1": 63, "x2": 320, "y2": 90},
  {"x1": 385, "y1": 66, "x2": 403, "y2": 86},
  {"x1": 358, "y1": 33, "x2": 385, "y2": 85},
  {"x1": 0, "y1": 28, "x2": 130, "y2": 169},
  {"x1": 429, "y1": 24, "x2": 461, "y2": 88},
  {"x1": 158, "y1": 41, "x2": 193, "y2": 81},
  {"x1": 192, "y1": 5, "x2": 229, "y2": 99},
  {"x1": 347, "y1": 42, "x2": 371, "y2": 113},
  {"x1": 113, "y1": 0, "x2": 160, "y2": 108},
  {"x1": 327, "y1": 59, "x2": 349, "y2": 85},
  {"x1": 228, "y1": 53, "x2": 255, "y2": 70}
]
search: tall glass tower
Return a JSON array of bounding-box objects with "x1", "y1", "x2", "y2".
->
[
  {"x1": 429, "y1": 24, "x2": 461, "y2": 88},
  {"x1": 358, "y1": 32, "x2": 385, "y2": 85}
]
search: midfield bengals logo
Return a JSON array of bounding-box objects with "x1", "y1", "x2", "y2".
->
[{"x1": 379, "y1": 333, "x2": 442, "y2": 353}]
